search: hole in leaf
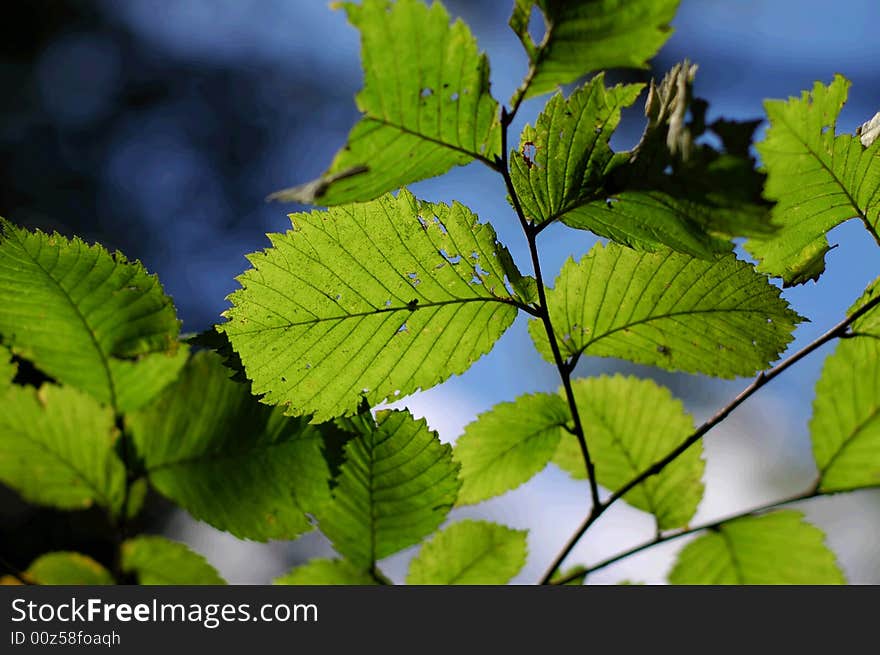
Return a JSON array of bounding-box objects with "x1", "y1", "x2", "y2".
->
[
  {"x1": 470, "y1": 275, "x2": 483, "y2": 285},
  {"x1": 281, "y1": 376, "x2": 287, "y2": 382},
  {"x1": 470, "y1": 251, "x2": 479, "y2": 260},
  {"x1": 450, "y1": 92, "x2": 459, "y2": 101},
  {"x1": 432, "y1": 215, "x2": 448, "y2": 234},
  {"x1": 385, "y1": 299, "x2": 392, "y2": 307},
  {"x1": 527, "y1": 4, "x2": 547, "y2": 43},
  {"x1": 421, "y1": 87, "x2": 433, "y2": 98},
  {"x1": 521, "y1": 141, "x2": 537, "y2": 168},
  {"x1": 439, "y1": 249, "x2": 462, "y2": 264},
  {"x1": 396, "y1": 323, "x2": 408, "y2": 335},
  {"x1": 417, "y1": 215, "x2": 428, "y2": 230}
]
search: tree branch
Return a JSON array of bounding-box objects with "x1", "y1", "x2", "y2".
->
[
  {"x1": 550, "y1": 483, "x2": 880, "y2": 584},
  {"x1": 540, "y1": 292, "x2": 880, "y2": 584},
  {"x1": 498, "y1": 107, "x2": 601, "y2": 508}
]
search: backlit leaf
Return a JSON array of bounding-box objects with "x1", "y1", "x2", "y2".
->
[
  {"x1": 274, "y1": 559, "x2": 377, "y2": 585},
  {"x1": 221, "y1": 190, "x2": 522, "y2": 422},
  {"x1": 745, "y1": 76, "x2": 880, "y2": 285},
  {"x1": 122, "y1": 536, "x2": 226, "y2": 585},
  {"x1": 668, "y1": 511, "x2": 845, "y2": 584},
  {"x1": 810, "y1": 283, "x2": 880, "y2": 491},
  {"x1": 270, "y1": 0, "x2": 500, "y2": 205},
  {"x1": 553, "y1": 375, "x2": 703, "y2": 529},
  {"x1": 511, "y1": 0, "x2": 679, "y2": 102},
  {"x1": 530, "y1": 242, "x2": 801, "y2": 378},
  {"x1": 0, "y1": 384, "x2": 125, "y2": 512},
  {"x1": 318, "y1": 409, "x2": 460, "y2": 569},
  {"x1": 454, "y1": 392, "x2": 567, "y2": 505},
  {"x1": 24, "y1": 552, "x2": 114, "y2": 585},
  {"x1": 406, "y1": 520, "x2": 527, "y2": 585},
  {"x1": 0, "y1": 220, "x2": 181, "y2": 410}
]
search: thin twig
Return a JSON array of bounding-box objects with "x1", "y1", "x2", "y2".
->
[
  {"x1": 550, "y1": 483, "x2": 880, "y2": 584},
  {"x1": 540, "y1": 293, "x2": 880, "y2": 584},
  {"x1": 497, "y1": 107, "x2": 601, "y2": 507}
]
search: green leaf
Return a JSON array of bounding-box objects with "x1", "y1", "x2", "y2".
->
[
  {"x1": 848, "y1": 275, "x2": 880, "y2": 337},
  {"x1": 553, "y1": 375, "x2": 703, "y2": 529},
  {"x1": 745, "y1": 75, "x2": 880, "y2": 285},
  {"x1": 561, "y1": 64, "x2": 772, "y2": 257},
  {"x1": 274, "y1": 559, "x2": 377, "y2": 585},
  {"x1": 454, "y1": 392, "x2": 567, "y2": 505},
  {"x1": 121, "y1": 536, "x2": 226, "y2": 585},
  {"x1": 221, "y1": 190, "x2": 522, "y2": 422},
  {"x1": 810, "y1": 336, "x2": 880, "y2": 492},
  {"x1": 0, "y1": 220, "x2": 181, "y2": 409},
  {"x1": 406, "y1": 520, "x2": 527, "y2": 585},
  {"x1": 269, "y1": 0, "x2": 500, "y2": 205},
  {"x1": 0, "y1": 384, "x2": 125, "y2": 512},
  {"x1": 668, "y1": 511, "x2": 845, "y2": 584},
  {"x1": 530, "y1": 242, "x2": 802, "y2": 378},
  {"x1": 24, "y1": 552, "x2": 114, "y2": 585},
  {"x1": 127, "y1": 351, "x2": 332, "y2": 541},
  {"x1": 512, "y1": 0, "x2": 679, "y2": 102},
  {"x1": 318, "y1": 409, "x2": 460, "y2": 569}
]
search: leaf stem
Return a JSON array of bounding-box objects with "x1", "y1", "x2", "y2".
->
[
  {"x1": 539, "y1": 292, "x2": 880, "y2": 584},
  {"x1": 550, "y1": 483, "x2": 880, "y2": 584},
  {"x1": 498, "y1": 107, "x2": 601, "y2": 508}
]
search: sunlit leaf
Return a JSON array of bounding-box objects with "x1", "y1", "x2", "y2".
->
[
  {"x1": 668, "y1": 511, "x2": 845, "y2": 584},
  {"x1": 270, "y1": 0, "x2": 500, "y2": 205},
  {"x1": 0, "y1": 384, "x2": 125, "y2": 512},
  {"x1": 511, "y1": 0, "x2": 679, "y2": 102},
  {"x1": 554, "y1": 375, "x2": 703, "y2": 529},
  {"x1": 274, "y1": 559, "x2": 377, "y2": 586},
  {"x1": 745, "y1": 75, "x2": 880, "y2": 285},
  {"x1": 406, "y1": 520, "x2": 527, "y2": 584},
  {"x1": 221, "y1": 190, "x2": 522, "y2": 422},
  {"x1": 318, "y1": 409, "x2": 460, "y2": 569},
  {"x1": 122, "y1": 536, "x2": 226, "y2": 585},
  {"x1": 23, "y1": 552, "x2": 114, "y2": 585},
  {"x1": 810, "y1": 282, "x2": 880, "y2": 491},
  {"x1": 530, "y1": 242, "x2": 802, "y2": 377},
  {"x1": 0, "y1": 220, "x2": 181, "y2": 410},
  {"x1": 454, "y1": 392, "x2": 567, "y2": 505}
]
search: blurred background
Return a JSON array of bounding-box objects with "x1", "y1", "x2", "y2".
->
[{"x1": 1, "y1": 0, "x2": 878, "y2": 584}]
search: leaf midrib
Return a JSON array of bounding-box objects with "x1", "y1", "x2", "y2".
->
[
  {"x1": 10, "y1": 230, "x2": 118, "y2": 409},
  {"x1": 228, "y1": 296, "x2": 522, "y2": 335}
]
